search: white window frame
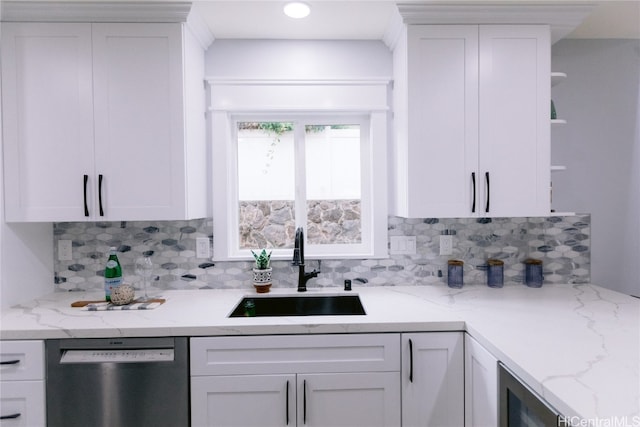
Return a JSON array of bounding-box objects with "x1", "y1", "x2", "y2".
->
[{"x1": 209, "y1": 79, "x2": 389, "y2": 261}]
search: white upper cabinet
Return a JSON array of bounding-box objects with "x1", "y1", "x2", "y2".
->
[
  {"x1": 393, "y1": 25, "x2": 479, "y2": 218},
  {"x1": 2, "y1": 23, "x2": 95, "y2": 221},
  {"x1": 391, "y1": 24, "x2": 550, "y2": 218},
  {"x1": 92, "y1": 23, "x2": 194, "y2": 221},
  {"x1": 478, "y1": 25, "x2": 550, "y2": 217},
  {"x1": 2, "y1": 19, "x2": 208, "y2": 222}
]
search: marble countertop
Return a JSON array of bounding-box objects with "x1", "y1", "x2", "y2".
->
[{"x1": 1, "y1": 283, "x2": 638, "y2": 423}]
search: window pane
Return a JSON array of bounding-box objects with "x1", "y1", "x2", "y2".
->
[
  {"x1": 305, "y1": 124, "x2": 362, "y2": 245},
  {"x1": 237, "y1": 122, "x2": 295, "y2": 249}
]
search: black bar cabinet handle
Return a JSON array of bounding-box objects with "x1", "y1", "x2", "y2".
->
[
  {"x1": 303, "y1": 379, "x2": 307, "y2": 424},
  {"x1": 409, "y1": 338, "x2": 414, "y2": 383},
  {"x1": 471, "y1": 172, "x2": 476, "y2": 213},
  {"x1": 485, "y1": 172, "x2": 490, "y2": 213},
  {"x1": 98, "y1": 174, "x2": 104, "y2": 216},
  {"x1": 0, "y1": 359, "x2": 20, "y2": 365},
  {"x1": 0, "y1": 413, "x2": 21, "y2": 420},
  {"x1": 83, "y1": 175, "x2": 89, "y2": 217},
  {"x1": 286, "y1": 380, "x2": 290, "y2": 425}
]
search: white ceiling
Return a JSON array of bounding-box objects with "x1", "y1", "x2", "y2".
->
[
  {"x1": 192, "y1": 0, "x2": 640, "y2": 40},
  {"x1": 566, "y1": 1, "x2": 640, "y2": 38}
]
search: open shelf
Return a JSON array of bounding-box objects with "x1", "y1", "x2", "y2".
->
[
  {"x1": 551, "y1": 72, "x2": 567, "y2": 87},
  {"x1": 551, "y1": 72, "x2": 571, "y2": 217}
]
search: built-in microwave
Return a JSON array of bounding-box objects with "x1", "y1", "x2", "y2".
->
[{"x1": 499, "y1": 362, "x2": 563, "y2": 427}]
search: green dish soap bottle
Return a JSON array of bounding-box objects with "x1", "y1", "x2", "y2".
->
[{"x1": 104, "y1": 247, "x2": 122, "y2": 302}]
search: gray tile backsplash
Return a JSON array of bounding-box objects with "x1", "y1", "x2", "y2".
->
[{"x1": 53, "y1": 214, "x2": 590, "y2": 293}]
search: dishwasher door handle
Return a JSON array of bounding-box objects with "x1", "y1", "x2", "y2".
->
[{"x1": 60, "y1": 348, "x2": 174, "y2": 364}]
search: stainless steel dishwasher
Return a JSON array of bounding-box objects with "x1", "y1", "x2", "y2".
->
[{"x1": 46, "y1": 337, "x2": 189, "y2": 427}]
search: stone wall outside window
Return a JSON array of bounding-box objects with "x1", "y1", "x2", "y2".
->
[{"x1": 239, "y1": 199, "x2": 361, "y2": 249}]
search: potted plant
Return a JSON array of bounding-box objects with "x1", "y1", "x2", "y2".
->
[{"x1": 251, "y1": 249, "x2": 273, "y2": 293}]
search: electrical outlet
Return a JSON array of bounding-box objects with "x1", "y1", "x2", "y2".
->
[
  {"x1": 439, "y1": 235, "x2": 453, "y2": 256},
  {"x1": 58, "y1": 240, "x2": 73, "y2": 261},
  {"x1": 196, "y1": 237, "x2": 211, "y2": 259}
]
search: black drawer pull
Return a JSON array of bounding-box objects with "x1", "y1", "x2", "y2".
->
[
  {"x1": 83, "y1": 175, "x2": 89, "y2": 216},
  {"x1": 471, "y1": 172, "x2": 476, "y2": 213},
  {"x1": 286, "y1": 380, "x2": 290, "y2": 425},
  {"x1": 409, "y1": 339, "x2": 414, "y2": 383},
  {"x1": 485, "y1": 172, "x2": 490, "y2": 213},
  {"x1": 0, "y1": 359, "x2": 20, "y2": 365},
  {"x1": 98, "y1": 174, "x2": 104, "y2": 216},
  {"x1": 0, "y1": 413, "x2": 21, "y2": 420},
  {"x1": 303, "y1": 379, "x2": 307, "y2": 424}
]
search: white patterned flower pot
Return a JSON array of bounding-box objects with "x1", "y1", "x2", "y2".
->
[{"x1": 252, "y1": 267, "x2": 272, "y2": 293}]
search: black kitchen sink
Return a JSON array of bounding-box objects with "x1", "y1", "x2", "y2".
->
[{"x1": 229, "y1": 294, "x2": 366, "y2": 317}]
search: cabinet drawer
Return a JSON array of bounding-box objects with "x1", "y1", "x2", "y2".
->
[
  {"x1": 0, "y1": 341, "x2": 44, "y2": 381},
  {"x1": 0, "y1": 380, "x2": 46, "y2": 427},
  {"x1": 191, "y1": 334, "x2": 400, "y2": 375}
]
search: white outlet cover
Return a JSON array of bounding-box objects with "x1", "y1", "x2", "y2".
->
[
  {"x1": 196, "y1": 237, "x2": 211, "y2": 259},
  {"x1": 439, "y1": 235, "x2": 453, "y2": 256},
  {"x1": 390, "y1": 236, "x2": 416, "y2": 255}
]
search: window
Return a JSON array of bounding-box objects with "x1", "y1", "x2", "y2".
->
[
  {"x1": 236, "y1": 116, "x2": 365, "y2": 251},
  {"x1": 210, "y1": 80, "x2": 389, "y2": 261},
  {"x1": 213, "y1": 113, "x2": 387, "y2": 261}
]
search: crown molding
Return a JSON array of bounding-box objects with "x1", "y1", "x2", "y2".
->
[
  {"x1": 382, "y1": 7, "x2": 405, "y2": 50},
  {"x1": 1, "y1": 1, "x2": 192, "y2": 23},
  {"x1": 388, "y1": 2, "x2": 595, "y2": 44},
  {"x1": 186, "y1": 9, "x2": 215, "y2": 49}
]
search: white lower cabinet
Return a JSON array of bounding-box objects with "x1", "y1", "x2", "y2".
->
[
  {"x1": 190, "y1": 334, "x2": 401, "y2": 427},
  {"x1": 191, "y1": 374, "x2": 295, "y2": 426},
  {"x1": 0, "y1": 381, "x2": 46, "y2": 427},
  {"x1": 0, "y1": 341, "x2": 46, "y2": 427},
  {"x1": 401, "y1": 332, "x2": 464, "y2": 427},
  {"x1": 0, "y1": 332, "x2": 497, "y2": 427},
  {"x1": 465, "y1": 334, "x2": 499, "y2": 427},
  {"x1": 299, "y1": 372, "x2": 400, "y2": 427}
]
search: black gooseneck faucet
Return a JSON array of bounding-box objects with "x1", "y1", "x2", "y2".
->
[{"x1": 292, "y1": 227, "x2": 319, "y2": 292}]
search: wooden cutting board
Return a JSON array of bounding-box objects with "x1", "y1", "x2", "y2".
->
[{"x1": 71, "y1": 298, "x2": 166, "y2": 307}]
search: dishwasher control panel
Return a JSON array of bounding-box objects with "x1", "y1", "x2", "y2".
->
[{"x1": 61, "y1": 349, "x2": 174, "y2": 363}]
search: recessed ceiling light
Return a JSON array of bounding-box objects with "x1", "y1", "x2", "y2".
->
[{"x1": 284, "y1": 2, "x2": 311, "y2": 19}]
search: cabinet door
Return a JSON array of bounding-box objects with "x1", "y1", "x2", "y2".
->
[
  {"x1": 299, "y1": 372, "x2": 400, "y2": 427},
  {"x1": 0, "y1": 380, "x2": 46, "y2": 427},
  {"x1": 401, "y1": 332, "x2": 464, "y2": 427},
  {"x1": 1, "y1": 23, "x2": 95, "y2": 221},
  {"x1": 92, "y1": 23, "x2": 187, "y2": 221},
  {"x1": 478, "y1": 25, "x2": 550, "y2": 217},
  {"x1": 465, "y1": 335, "x2": 499, "y2": 427},
  {"x1": 191, "y1": 374, "x2": 295, "y2": 427},
  {"x1": 402, "y1": 25, "x2": 479, "y2": 218}
]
